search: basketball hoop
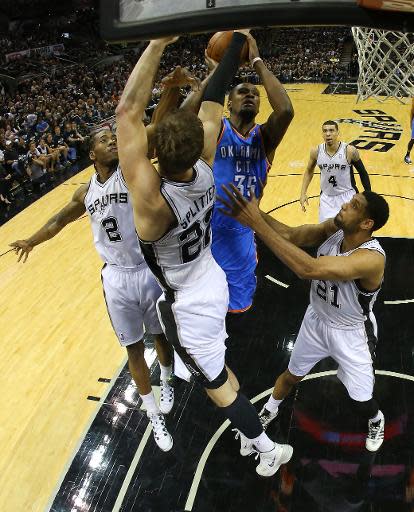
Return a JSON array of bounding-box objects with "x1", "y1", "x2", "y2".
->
[{"x1": 352, "y1": 27, "x2": 414, "y2": 103}]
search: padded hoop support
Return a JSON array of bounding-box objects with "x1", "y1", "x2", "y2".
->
[
  {"x1": 101, "y1": 0, "x2": 414, "y2": 42},
  {"x1": 358, "y1": 0, "x2": 414, "y2": 13}
]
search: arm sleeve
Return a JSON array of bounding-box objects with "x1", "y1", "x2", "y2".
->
[
  {"x1": 202, "y1": 32, "x2": 247, "y2": 106},
  {"x1": 353, "y1": 159, "x2": 371, "y2": 191}
]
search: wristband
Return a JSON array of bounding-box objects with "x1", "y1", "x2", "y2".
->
[{"x1": 251, "y1": 57, "x2": 263, "y2": 66}]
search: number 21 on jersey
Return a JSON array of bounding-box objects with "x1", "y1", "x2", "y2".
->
[{"x1": 316, "y1": 280, "x2": 341, "y2": 308}]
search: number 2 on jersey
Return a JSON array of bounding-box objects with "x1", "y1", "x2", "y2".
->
[
  {"x1": 102, "y1": 216, "x2": 122, "y2": 242},
  {"x1": 179, "y1": 208, "x2": 213, "y2": 263}
]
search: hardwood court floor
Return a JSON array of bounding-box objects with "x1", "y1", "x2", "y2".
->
[{"x1": 0, "y1": 83, "x2": 413, "y2": 512}]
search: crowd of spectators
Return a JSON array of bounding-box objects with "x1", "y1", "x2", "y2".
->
[{"x1": 0, "y1": 8, "x2": 352, "y2": 221}]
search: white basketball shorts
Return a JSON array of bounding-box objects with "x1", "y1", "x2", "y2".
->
[
  {"x1": 156, "y1": 259, "x2": 229, "y2": 387},
  {"x1": 319, "y1": 189, "x2": 356, "y2": 223},
  {"x1": 288, "y1": 305, "x2": 374, "y2": 401},
  {"x1": 101, "y1": 263, "x2": 163, "y2": 347}
]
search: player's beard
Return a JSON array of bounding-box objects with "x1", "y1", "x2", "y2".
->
[
  {"x1": 108, "y1": 156, "x2": 119, "y2": 170},
  {"x1": 239, "y1": 109, "x2": 256, "y2": 124}
]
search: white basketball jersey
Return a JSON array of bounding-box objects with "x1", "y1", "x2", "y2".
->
[
  {"x1": 317, "y1": 142, "x2": 355, "y2": 196},
  {"x1": 310, "y1": 229, "x2": 385, "y2": 330},
  {"x1": 139, "y1": 159, "x2": 216, "y2": 291},
  {"x1": 84, "y1": 166, "x2": 145, "y2": 268}
]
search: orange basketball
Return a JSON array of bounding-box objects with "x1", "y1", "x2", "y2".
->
[{"x1": 206, "y1": 31, "x2": 249, "y2": 64}]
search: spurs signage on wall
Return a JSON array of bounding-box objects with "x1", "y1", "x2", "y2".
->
[{"x1": 336, "y1": 109, "x2": 403, "y2": 152}]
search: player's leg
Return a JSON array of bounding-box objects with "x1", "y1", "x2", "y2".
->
[
  {"x1": 126, "y1": 341, "x2": 151, "y2": 395},
  {"x1": 404, "y1": 138, "x2": 414, "y2": 164},
  {"x1": 140, "y1": 267, "x2": 175, "y2": 414},
  {"x1": 332, "y1": 323, "x2": 384, "y2": 451},
  {"x1": 154, "y1": 333, "x2": 174, "y2": 414},
  {"x1": 259, "y1": 305, "x2": 329, "y2": 428},
  {"x1": 205, "y1": 370, "x2": 293, "y2": 477},
  {"x1": 157, "y1": 263, "x2": 292, "y2": 475},
  {"x1": 102, "y1": 265, "x2": 173, "y2": 451},
  {"x1": 227, "y1": 365, "x2": 240, "y2": 391},
  {"x1": 212, "y1": 228, "x2": 257, "y2": 321}
]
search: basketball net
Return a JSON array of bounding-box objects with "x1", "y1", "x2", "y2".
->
[{"x1": 352, "y1": 27, "x2": 414, "y2": 103}]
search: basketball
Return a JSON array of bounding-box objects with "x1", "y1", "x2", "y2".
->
[{"x1": 206, "y1": 31, "x2": 249, "y2": 64}]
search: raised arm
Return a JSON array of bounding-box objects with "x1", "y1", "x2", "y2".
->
[
  {"x1": 217, "y1": 184, "x2": 383, "y2": 287},
  {"x1": 247, "y1": 34, "x2": 294, "y2": 163},
  {"x1": 146, "y1": 66, "x2": 199, "y2": 158},
  {"x1": 300, "y1": 146, "x2": 318, "y2": 212},
  {"x1": 218, "y1": 181, "x2": 336, "y2": 247},
  {"x1": 348, "y1": 144, "x2": 371, "y2": 192},
  {"x1": 180, "y1": 54, "x2": 218, "y2": 114},
  {"x1": 115, "y1": 37, "x2": 177, "y2": 237},
  {"x1": 10, "y1": 184, "x2": 87, "y2": 262},
  {"x1": 261, "y1": 211, "x2": 337, "y2": 248},
  {"x1": 199, "y1": 31, "x2": 249, "y2": 166}
]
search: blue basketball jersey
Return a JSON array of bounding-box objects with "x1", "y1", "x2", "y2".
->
[
  {"x1": 212, "y1": 118, "x2": 270, "y2": 233},
  {"x1": 211, "y1": 118, "x2": 270, "y2": 311}
]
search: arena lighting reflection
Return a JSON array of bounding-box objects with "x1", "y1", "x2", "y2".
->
[{"x1": 294, "y1": 409, "x2": 407, "y2": 447}]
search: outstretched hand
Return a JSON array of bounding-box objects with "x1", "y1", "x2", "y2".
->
[
  {"x1": 9, "y1": 240, "x2": 33, "y2": 263},
  {"x1": 204, "y1": 50, "x2": 218, "y2": 73},
  {"x1": 217, "y1": 183, "x2": 263, "y2": 229},
  {"x1": 161, "y1": 66, "x2": 201, "y2": 91},
  {"x1": 234, "y1": 29, "x2": 251, "y2": 36},
  {"x1": 151, "y1": 35, "x2": 179, "y2": 47}
]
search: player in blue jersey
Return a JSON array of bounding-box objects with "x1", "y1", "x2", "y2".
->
[
  {"x1": 404, "y1": 97, "x2": 414, "y2": 164},
  {"x1": 211, "y1": 34, "x2": 294, "y2": 317}
]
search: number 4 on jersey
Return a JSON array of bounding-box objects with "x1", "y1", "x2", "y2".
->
[{"x1": 328, "y1": 175, "x2": 337, "y2": 188}]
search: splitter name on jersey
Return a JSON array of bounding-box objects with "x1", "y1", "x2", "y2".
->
[
  {"x1": 87, "y1": 193, "x2": 128, "y2": 216},
  {"x1": 180, "y1": 185, "x2": 215, "y2": 230}
]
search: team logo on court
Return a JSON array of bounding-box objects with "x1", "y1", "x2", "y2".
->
[{"x1": 336, "y1": 109, "x2": 402, "y2": 153}]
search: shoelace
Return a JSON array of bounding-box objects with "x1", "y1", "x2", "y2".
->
[
  {"x1": 231, "y1": 428, "x2": 241, "y2": 440},
  {"x1": 368, "y1": 422, "x2": 382, "y2": 439},
  {"x1": 149, "y1": 414, "x2": 168, "y2": 435},
  {"x1": 161, "y1": 384, "x2": 174, "y2": 400},
  {"x1": 253, "y1": 450, "x2": 261, "y2": 461}
]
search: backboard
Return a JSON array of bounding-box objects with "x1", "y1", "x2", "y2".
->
[{"x1": 100, "y1": 0, "x2": 414, "y2": 42}]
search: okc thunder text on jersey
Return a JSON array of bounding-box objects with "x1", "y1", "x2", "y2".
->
[{"x1": 211, "y1": 118, "x2": 270, "y2": 311}]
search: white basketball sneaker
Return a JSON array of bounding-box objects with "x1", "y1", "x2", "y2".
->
[
  {"x1": 147, "y1": 412, "x2": 173, "y2": 452},
  {"x1": 232, "y1": 429, "x2": 255, "y2": 456},
  {"x1": 259, "y1": 406, "x2": 278, "y2": 430},
  {"x1": 159, "y1": 380, "x2": 174, "y2": 414},
  {"x1": 366, "y1": 411, "x2": 385, "y2": 452},
  {"x1": 255, "y1": 443, "x2": 293, "y2": 477}
]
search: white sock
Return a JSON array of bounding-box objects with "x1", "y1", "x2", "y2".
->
[
  {"x1": 266, "y1": 395, "x2": 283, "y2": 413},
  {"x1": 250, "y1": 431, "x2": 274, "y2": 453},
  {"x1": 140, "y1": 391, "x2": 159, "y2": 414},
  {"x1": 159, "y1": 363, "x2": 173, "y2": 382},
  {"x1": 370, "y1": 410, "x2": 383, "y2": 423}
]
